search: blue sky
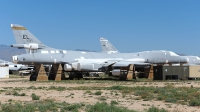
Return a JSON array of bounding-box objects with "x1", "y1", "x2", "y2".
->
[{"x1": 0, "y1": 0, "x2": 200, "y2": 55}]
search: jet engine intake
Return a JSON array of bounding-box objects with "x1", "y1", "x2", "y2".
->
[
  {"x1": 64, "y1": 64, "x2": 72, "y2": 71},
  {"x1": 112, "y1": 69, "x2": 121, "y2": 76}
]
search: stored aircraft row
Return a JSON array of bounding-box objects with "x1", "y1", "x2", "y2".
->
[{"x1": 10, "y1": 24, "x2": 189, "y2": 79}]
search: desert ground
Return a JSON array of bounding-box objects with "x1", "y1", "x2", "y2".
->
[{"x1": 0, "y1": 75, "x2": 200, "y2": 112}]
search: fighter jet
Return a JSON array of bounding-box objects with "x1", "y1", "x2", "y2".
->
[
  {"x1": 10, "y1": 24, "x2": 187, "y2": 80},
  {"x1": 100, "y1": 38, "x2": 200, "y2": 65}
]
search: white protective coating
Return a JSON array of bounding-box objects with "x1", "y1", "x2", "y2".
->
[
  {"x1": 24, "y1": 43, "x2": 39, "y2": 49},
  {"x1": 125, "y1": 58, "x2": 145, "y2": 63},
  {"x1": 169, "y1": 52, "x2": 179, "y2": 56},
  {"x1": 51, "y1": 51, "x2": 55, "y2": 53},
  {"x1": 196, "y1": 56, "x2": 200, "y2": 60},
  {"x1": 41, "y1": 50, "x2": 49, "y2": 54}
]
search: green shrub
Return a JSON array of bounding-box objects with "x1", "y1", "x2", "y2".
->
[
  {"x1": 189, "y1": 99, "x2": 200, "y2": 106},
  {"x1": 84, "y1": 90, "x2": 92, "y2": 94},
  {"x1": 57, "y1": 86, "x2": 66, "y2": 91},
  {"x1": 111, "y1": 100, "x2": 118, "y2": 105},
  {"x1": 27, "y1": 86, "x2": 36, "y2": 90},
  {"x1": 98, "y1": 96, "x2": 106, "y2": 101},
  {"x1": 165, "y1": 98, "x2": 177, "y2": 103},
  {"x1": 12, "y1": 91, "x2": 19, "y2": 96},
  {"x1": 61, "y1": 103, "x2": 81, "y2": 112},
  {"x1": 20, "y1": 93, "x2": 26, "y2": 96},
  {"x1": 94, "y1": 91, "x2": 102, "y2": 95},
  {"x1": 146, "y1": 106, "x2": 168, "y2": 112},
  {"x1": 157, "y1": 95, "x2": 163, "y2": 101},
  {"x1": 48, "y1": 86, "x2": 66, "y2": 91},
  {"x1": 8, "y1": 99, "x2": 12, "y2": 102},
  {"x1": 87, "y1": 102, "x2": 136, "y2": 112},
  {"x1": 109, "y1": 86, "x2": 126, "y2": 90},
  {"x1": 1, "y1": 103, "x2": 24, "y2": 112},
  {"x1": 31, "y1": 93, "x2": 40, "y2": 100}
]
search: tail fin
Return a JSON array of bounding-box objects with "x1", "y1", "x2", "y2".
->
[
  {"x1": 100, "y1": 37, "x2": 119, "y2": 53},
  {"x1": 11, "y1": 24, "x2": 42, "y2": 45},
  {"x1": 11, "y1": 24, "x2": 50, "y2": 53}
]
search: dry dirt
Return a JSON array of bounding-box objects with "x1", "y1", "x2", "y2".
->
[{"x1": 0, "y1": 76, "x2": 200, "y2": 112}]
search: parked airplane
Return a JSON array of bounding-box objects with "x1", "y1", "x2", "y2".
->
[
  {"x1": 10, "y1": 24, "x2": 188, "y2": 80},
  {"x1": 0, "y1": 59, "x2": 29, "y2": 73},
  {"x1": 100, "y1": 38, "x2": 200, "y2": 65}
]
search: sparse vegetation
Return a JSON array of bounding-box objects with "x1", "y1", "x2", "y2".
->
[
  {"x1": 94, "y1": 91, "x2": 102, "y2": 95},
  {"x1": 31, "y1": 93, "x2": 40, "y2": 100},
  {"x1": 189, "y1": 99, "x2": 200, "y2": 106},
  {"x1": 84, "y1": 90, "x2": 93, "y2": 95},
  {"x1": 48, "y1": 86, "x2": 66, "y2": 91},
  {"x1": 111, "y1": 100, "x2": 118, "y2": 105},
  {"x1": 61, "y1": 103, "x2": 82, "y2": 112},
  {"x1": 146, "y1": 106, "x2": 168, "y2": 112},
  {"x1": 2, "y1": 77, "x2": 200, "y2": 111},
  {"x1": 97, "y1": 96, "x2": 107, "y2": 101},
  {"x1": 5, "y1": 90, "x2": 26, "y2": 96},
  {"x1": 87, "y1": 102, "x2": 136, "y2": 112}
]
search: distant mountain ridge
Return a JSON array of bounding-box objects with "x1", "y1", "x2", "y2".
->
[{"x1": 0, "y1": 44, "x2": 26, "y2": 62}]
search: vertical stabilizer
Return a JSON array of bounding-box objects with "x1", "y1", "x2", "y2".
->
[
  {"x1": 11, "y1": 24, "x2": 51, "y2": 53},
  {"x1": 100, "y1": 37, "x2": 119, "y2": 53},
  {"x1": 11, "y1": 24, "x2": 42, "y2": 44}
]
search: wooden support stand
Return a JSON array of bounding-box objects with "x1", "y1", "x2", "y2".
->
[
  {"x1": 148, "y1": 65, "x2": 154, "y2": 79},
  {"x1": 48, "y1": 64, "x2": 66, "y2": 81},
  {"x1": 126, "y1": 64, "x2": 135, "y2": 80},
  {"x1": 34, "y1": 64, "x2": 48, "y2": 81},
  {"x1": 144, "y1": 65, "x2": 154, "y2": 79}
]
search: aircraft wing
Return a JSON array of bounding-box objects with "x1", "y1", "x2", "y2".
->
[
  {"x1": 102, "y1": 60, "x2": 150, "y2": 67},
  {"x1": 112, "y1": 61, "x2": 151, "y2": 67}
]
